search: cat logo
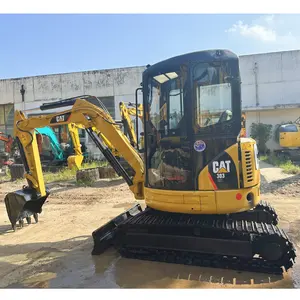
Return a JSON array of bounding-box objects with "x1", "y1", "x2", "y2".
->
[
  {"x1": 56, "y1": 115, "x2": 65, "y2": 122},
  {"x1": 212, "y1": 160, "x2": 231, "y2": 174},
  {"x1": 50, "y1": 112, "x2": 71, "y2": 124}
]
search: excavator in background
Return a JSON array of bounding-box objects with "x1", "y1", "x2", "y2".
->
[
  {"x1": 13, "y1": 125, "x2": 84, "y2": 170},
  {"x1": 119, "y1": 101, "x2": 144, "y2": 149},
  {"x1": 63, "y1": 123, "x2": 84, "y2": 169},
  {"x1": 0, "y1": 132, "x2": 14, "y2": 172},
  {"x1": 0, "y1": 132, "x2": 14, "y2": 153},
  {"x1": 8, "y1": 124, "x2": 84, "y2": 180},
  {"x1": 4, "y1": 50, "x2": 296, "y2": 275},
  {"x1": 1, "y1": 128, "x2": 70, "y2": 172},
  {"x1": 35, "y1": 126, "x2": 67, "y2": 165},
  {"x1": 274, "y1": 117, "x2": 300, "y2": 162}
]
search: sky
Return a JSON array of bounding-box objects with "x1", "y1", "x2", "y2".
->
[{"x1": 0, "y1": 13, "x2": 300, "y2": 79}]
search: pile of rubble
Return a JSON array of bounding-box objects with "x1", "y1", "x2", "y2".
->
[{"x1": 261, "y1": 173, "x2": 300, "y2": 197}]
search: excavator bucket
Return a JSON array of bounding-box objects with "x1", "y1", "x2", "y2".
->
[
  {"x1": 4, "y1": 188, "x2": 50, "y2": 231},
  {"x1": 91, "y1": 203, "x2": 143, "y2": 255},
  {"x1": 67, "y1": 154, "x2": 84, "y2": 169}
]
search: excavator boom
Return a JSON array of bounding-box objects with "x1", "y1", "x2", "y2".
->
[{"x1": 5, "y1": 96, "x2": 144, "y2": 230}]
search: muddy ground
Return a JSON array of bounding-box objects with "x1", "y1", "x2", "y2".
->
[{"x1": 0, "y1": 161, "x2": 300, "y2": 289}]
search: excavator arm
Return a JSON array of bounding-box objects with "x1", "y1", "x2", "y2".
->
[
  {"x1": 77, "y1": 123, "x2": 120, "y2": 158},
  {"x1": 126, "y1": 102, "x2": 143, "y2": 121},
  {"x1": 5, "y1": 96, "x2": 144, "y2": 230},
  {"x1": 66, "y1": 123, "x2": 84, "y2": 169},
  {"x1": 118, "y1": 102, "x2": 144, "y2": 150},
  {"x1": 119, "y1": 102, "x2": 138, "y2": 147}
]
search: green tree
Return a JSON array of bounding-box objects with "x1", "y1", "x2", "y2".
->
[{"x1": 250, "y1": 123, "x2": 273, "y2": 154}]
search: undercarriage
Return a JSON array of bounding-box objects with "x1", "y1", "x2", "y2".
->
[{"x1": 92, "y1": 200, "x2": 296, "y2": 275}]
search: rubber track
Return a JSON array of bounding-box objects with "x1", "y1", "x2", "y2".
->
[
  {"x1": 117, "y1": 207, "x2": 296, "y2": 275},
  {"x1": 228, "y1": 200, "x2": 279, "y2": 225},
  {"x1": 254, "y1": 200, "x2": 279, "y2": 225}
]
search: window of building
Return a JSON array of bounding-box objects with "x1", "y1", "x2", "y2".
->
[
  {"x1": 99, "y1": 96, "x2": 115, "y2": 119},
  {"x1": 87, "y1": 96, "x2": 115, "y2": 119}
]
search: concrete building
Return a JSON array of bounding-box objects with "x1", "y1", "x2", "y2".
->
[
  {"x1": 1, "y1": 49, "x2": 300, "y2": 155},
  {"x1": 0, "y1": 66, "x2": 145, "y2": 158},
  {"x1": 239, "y1": 50, "x2": 300, "y2": 151}
]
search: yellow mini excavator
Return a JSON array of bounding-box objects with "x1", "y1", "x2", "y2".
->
[
  {"x1": 4, "y1": 49, "x2": 296, "y2": 275},
  {"x1": 274, "y1": 117, "x2": 300, "y2": 162}
]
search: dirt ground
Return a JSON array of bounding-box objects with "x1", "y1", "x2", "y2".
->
[{"x1": 0, "y1": 161, "x2": 300, "y2": 289}]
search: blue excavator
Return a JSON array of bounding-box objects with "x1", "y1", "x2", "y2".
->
[
  {"x1": 35, "y1": 126, "x2": 66, "y2": 164},
  {"x1": 12, "y1": 125, "x2": 85, "y2": 169}
]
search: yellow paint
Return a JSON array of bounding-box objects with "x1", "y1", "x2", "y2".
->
[
  {"x1": 145, "y1": 185, "x2": 260, "y2": 214},
  {"x1": 119, "y1": 102, "x2": 138, "y2": 147},
  {"x1": 198, "y1": 167, "x2": 215, "y2": 191},
  {"x1": 217, "y1": 167, "x2": 228, "y2": 174},
  {"x1": 240, "y1": 137, "x2": 260, "y2": 189},
  {"x1": 14, "y1": 111, "x2": 46, "y2": 197},
  {"x1": 215, "y1": 185, "x2": 260, "y2": 214},
  {"x1": 67, "y1": 123, "x2": 84, "y2": 169},
  {"x1": 280, "y1": 130, "x2": 300, "y2": 147}
]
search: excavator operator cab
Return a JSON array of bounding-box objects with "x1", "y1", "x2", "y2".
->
[{"x1": 142, "y1": 50, "x2": 243, "y2": 193}]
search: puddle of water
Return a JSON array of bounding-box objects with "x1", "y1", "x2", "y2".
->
[
  {"x1": 109, "y1": 258, "x2": 293, "y2": 288},
  {"x1": 22, "y1": 272, "x2": 57, "y2": 288},
  {"x1": 5, "y1": 246, "x2": 299, "y2": 289}
]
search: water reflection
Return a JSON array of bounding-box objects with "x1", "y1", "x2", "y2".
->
[{"x1": 5, "y1": 247, "x2": 298, "y2": 289}]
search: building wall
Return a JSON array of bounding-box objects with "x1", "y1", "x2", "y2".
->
[
  {"x1": 239, "y1": 50, "x2": 300, "y2": 110},
  {"x1": 0, "y1": 66, "x2": 145, "y2": 157},
  {"x1": 2, "y1": 49, "x2": 300, "y2": 154},
  {"x1": 2, "y1": 49, "x2": 300, "y2": 112},
  {"x1": 0, "y1": 66, "x2": 145, "y2": 111},
  {"x1": 245, "y1": 108, "x2": 300, "y2": 151}
]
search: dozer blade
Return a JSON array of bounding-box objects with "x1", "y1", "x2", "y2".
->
[
  {"x1": 4, "y1": 188, "x2": 50, "y2": 231},
  {"x1": 91, "y1": 203, "x2": 143, "y2": 255}
]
